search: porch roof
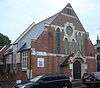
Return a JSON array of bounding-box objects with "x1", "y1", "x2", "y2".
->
[
  {"x1": 18, "y1": 43, "x2": 30, "y2": 52},
  {"x1": 60, "y1": 53, "x2": 74, "y2": 67}
]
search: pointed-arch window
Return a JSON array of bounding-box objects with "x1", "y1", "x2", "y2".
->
[
  {"x1": 78, "y1": 32, "x2": 81, "y2": 39},
  {"x1": 75, "y1": 32, "x2": 78, "y2": 40},
  {"x1": 78, "y1": 32, "x2": 82, "y2": 51},
  {"x1": 55, "y1": 28, "x2": 61, "y2": 54},
  {"x1": 64, "y1": 38, "x2": 68, "y2": 54}
]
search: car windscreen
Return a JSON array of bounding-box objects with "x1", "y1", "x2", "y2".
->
[{"x1": 30, "y1": 76, "x2": 43, "y2": 82}]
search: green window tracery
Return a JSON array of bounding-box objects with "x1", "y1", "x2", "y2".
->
[{"x1": 64, "y1": 38, "x2": 69, "y2": 54}]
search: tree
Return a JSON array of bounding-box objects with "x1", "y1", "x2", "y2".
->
[{"x1": 0, "y1": 33, "x2": 11, "y2": 46}]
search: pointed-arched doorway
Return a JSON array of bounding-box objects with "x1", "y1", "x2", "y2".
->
[{"x1": 73, "y1": 60, "x2": 81, "y2": 79}]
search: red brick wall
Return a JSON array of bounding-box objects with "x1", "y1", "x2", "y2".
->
[
  {"x1": 86, "y1": 57, "x2": 96, "y2": 73},
  {"x1": 31, "y1": 55, "x2": 62, "y2": 76},
  {"x1": 31, "y1": 26, "x2": 55, "y2": 53},
  {"x1": 31, "y1": 26, "x2": 66, "y2": 76}
]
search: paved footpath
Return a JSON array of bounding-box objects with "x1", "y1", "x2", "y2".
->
[{"x1": 72, "y1": 80, "x2": 86, "y2": 88}]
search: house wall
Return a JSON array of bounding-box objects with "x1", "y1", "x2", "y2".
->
[{"x1": 31, "y1": 24, "x2": 80, "y2": 78}]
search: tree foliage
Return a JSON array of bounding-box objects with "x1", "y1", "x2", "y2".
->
[{"x1": 0, "y1": 33, "x2": 11, "y2": 46}]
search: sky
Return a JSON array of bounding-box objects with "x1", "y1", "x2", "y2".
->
[{"x1": 0, "y1": 0, "x2": 100, "y2": 44}]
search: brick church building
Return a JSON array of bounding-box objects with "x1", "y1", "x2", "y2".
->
[{"x1": 5, "y1": 3, "x2": 96, "y2": 81}]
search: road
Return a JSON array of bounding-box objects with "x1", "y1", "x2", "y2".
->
[
  {"x1": 72, "y1": 84, "x2": 86, "y2": 88},
  {"x1": 72, "y1": 80, "x2": 100, "y2": 88}
]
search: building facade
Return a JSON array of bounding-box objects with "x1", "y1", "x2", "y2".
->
[
  {"x1": 95, "y1": 36, "x2": 100, "y2": 71},
  {"x1": 5, "y1": 3, "x2": 96, "y2": 81}
]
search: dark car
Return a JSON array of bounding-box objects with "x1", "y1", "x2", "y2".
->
[
  {"x1": 15, "y1": 74, "x2": 72, "y2": 88},
  {"x1": 82, "y1": 72, "x2": 100, "y2": 88}
]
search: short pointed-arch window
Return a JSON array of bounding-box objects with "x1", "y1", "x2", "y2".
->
[{"x1": 78, "y1": 32, "x2": 81, "y2": 39}]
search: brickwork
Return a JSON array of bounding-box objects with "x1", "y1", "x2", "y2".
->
[{"x1": 86, "y1": 58, "x2": 96, "y2": 72}]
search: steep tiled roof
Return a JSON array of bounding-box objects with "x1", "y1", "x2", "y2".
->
[
  {"x1": 14, "y1": 3, "x2": 86, "y2": 45},
  {"x1": 51, "y1": 13, "x2": 85, "y2": 32},
  {"x1": 14, "y1": 13, "x2": 59, "y2": 44},
  {"x1": 12, "y1": 3, "x2": 86, "y2": 51},
  {"x1": 61, "y1": 3, "x2": 77, "y2": 17},
  {"x1": 50, "y1": 3, "x2": 86, "y2": 32},
  {"x1": 66, "y1": 3, "x2": 72, "y2": 8}
]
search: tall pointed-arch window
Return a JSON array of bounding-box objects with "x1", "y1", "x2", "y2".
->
[
  {"x1": 72, "y1": 39, "x2": 76, "y2": 53},
  {"x1": 75, "y1": 32, "x2": 79, "y2": 51},
  {"x1": 64, "y1": 38, "x2": 68, "y2": 54},
  {"x1": 75, "y1": 32, "x2": 78, "y2": 40},
  {"x1": 55, "y1": 28, "x2": 61, "y2": 54},
  {"x1": 77, "y1": 32, "x2": 82, "y2": 51}
]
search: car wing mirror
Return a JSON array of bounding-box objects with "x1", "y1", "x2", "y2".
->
[{"x1": 39, "y1": 80, "x2": 44, "y2": 84}]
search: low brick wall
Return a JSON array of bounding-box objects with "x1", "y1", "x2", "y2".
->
[{"x1": 0, "y1": 81, "x2": 15, "y2": 88}]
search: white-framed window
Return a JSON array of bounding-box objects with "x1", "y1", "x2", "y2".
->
[
  {"x1": 6, "y1": 54, "x2": 12, "y2": 64},
  {"x1": 37, "y1": 58, "x2": 44, "y2": 67},
  {"x1": 22, "y1": 51, "x2": 28, "y2": 70}
]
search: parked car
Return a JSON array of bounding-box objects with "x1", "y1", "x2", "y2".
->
[
  {"x1": 15, "y1": 74, "x2": 72, "y2": 88},
  {"x1": 82, "y1": 72, "x2": 100, "y2": 88}
]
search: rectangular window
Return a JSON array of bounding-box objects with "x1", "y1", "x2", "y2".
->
[
  {"x1": 16, "y1": 53, "x2": 20, "y2": 63},
  {"x1": 37, "y1": 58, "x2": 44, "y2": 67},
  {"x1": 22, "y1": 51, "x2": 28, "y2": 70}
]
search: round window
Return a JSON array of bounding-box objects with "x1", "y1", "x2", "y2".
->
[{"x1": 66, "y1": 26, "x2": 73, "y2": 36}]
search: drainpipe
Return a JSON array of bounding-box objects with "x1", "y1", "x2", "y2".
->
[{"x1": 29, "y1": 49, "x2": 31, "y2": 79}]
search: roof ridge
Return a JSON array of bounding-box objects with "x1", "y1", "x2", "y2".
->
[{"x1": 13, "y1": 13, "x2": 58, "y2": 44}]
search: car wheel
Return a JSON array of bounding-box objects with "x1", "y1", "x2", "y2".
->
[
  {"x1": 87, "y1": 84, "x2": 96, "y2": 88},
  {"x1": 65, "y1": 81, "x2": 72, "y2": 88}
]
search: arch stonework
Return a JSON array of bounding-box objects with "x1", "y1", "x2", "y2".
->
[
  {"x1": 69, "y1": 52, "x2": 86, "y2": 79},
  {"x1": 73, "y1": 60, "x2": 81, "y2": 79}
]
